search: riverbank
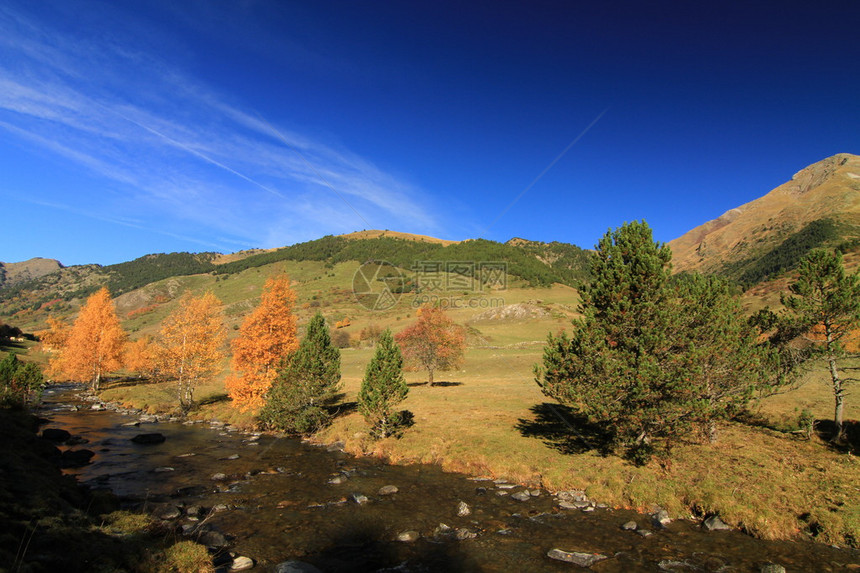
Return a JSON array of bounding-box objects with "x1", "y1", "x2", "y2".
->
[
  {"x1": 92, "y1": 347, "x2": 860, "y2": 550},
  {"x1": 0, "y1": 405, "x2": 221, "y2": 573}
]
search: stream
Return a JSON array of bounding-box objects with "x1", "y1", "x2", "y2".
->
[{"x1": 39, "y1": 384, "x2": 860, "y2": 572}]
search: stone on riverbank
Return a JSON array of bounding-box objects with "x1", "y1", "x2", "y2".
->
[
  {"x1": 229, "y1": 555, "x2": 254, "y2": 571},
  {"x1": 378, "y1": 485, "x2": 399, "y2": 495},
  {"x1": 457, "y1": 501, "x2": 471, "y2": 516},
  {"x1": 547, "y1": 548, "x2": 607, "y2": 567},
  {"x1": 397, "y1": 530, "x2": 420, "y2": 542},
  {"x1": 703, "y1": 515, "x2": 732, "y2": 531}
]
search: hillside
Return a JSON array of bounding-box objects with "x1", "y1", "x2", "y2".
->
[
  {"x1": 0, "y1": 258, "x2": 63, "y2": 289},
  {"x1": 669, "y1": 153, "x2": 860, "y2": 284}
]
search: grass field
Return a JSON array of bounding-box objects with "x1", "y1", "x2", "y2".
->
[{"x1": 5, "y1": 261, "x2": 860, "y2": 546}]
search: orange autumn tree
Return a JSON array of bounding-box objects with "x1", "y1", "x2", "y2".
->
[
  {"x1": 226, "y1": 275, "x2": 299, "y2": 411},
  {"x1": 52, "y1": 287, "x2": 126, "y2": 391},
  {"x1": 123, "y1": 336, "x2": 157, "y2": 379},
  {"x1": 395, "y1": 306, "x2": 466, "y2": 386},
  {"x1": 38, "y1": 316, "x2": 71, "y2": 353},
  {"x1": 157, "y1": 291, "x2": 225, "y2": 411}
]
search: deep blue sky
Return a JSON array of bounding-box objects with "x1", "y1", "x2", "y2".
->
[{"x1": 1, "y1": 1, "x2": 858, "y2": 265}]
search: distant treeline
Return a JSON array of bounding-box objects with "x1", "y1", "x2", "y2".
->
[
  {"x1": 733, "y1": 219, "x2": 842, "y2": 287},
  {"x1": 213, "y1": 236, "x2": 592, "y2": 287},
  {"x1": 102, "y1": 252, "x2": 218, "y2": 295}
]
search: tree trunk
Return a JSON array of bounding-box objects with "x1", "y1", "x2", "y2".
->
[
  {"x1": 707, "y1": 419, "x2": 718, "y2": 444},
  {"x1": 428, "y1": 368, "x2": 434, "y2": 386},
  {"x1": 830, "y1": 355, "x2": 844, "y2": 442},
  {"x1": 826, "y1": 327, "x2": 845, "y2": 443}
]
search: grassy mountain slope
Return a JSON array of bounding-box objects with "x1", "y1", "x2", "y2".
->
[{"x1": 669, "y1": 153, "x2": 860, "y2": 283}]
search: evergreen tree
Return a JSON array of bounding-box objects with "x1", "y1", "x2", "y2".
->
[
  {"x1": 359, "y1": 329, "x2": 409, "y2": 438},
  {"x1": 0, "y1": 353, "x2": 45, "y2": 407},
  {"x1": 260, "y1": 312, "x2": 341, "y2": 435},
  {"x1": 781, "y1": 249, "x2": 860, "y2": 441},
  {"x1": 535, "y1": 221, "x2": 773, "y2": 460}
]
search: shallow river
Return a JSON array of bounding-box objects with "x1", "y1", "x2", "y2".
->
[{"x1": 39, "y1": 385, "x2": 859, "y2": 572}]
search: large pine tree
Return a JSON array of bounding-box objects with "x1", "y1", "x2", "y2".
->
[
  {"x1": 535, "y1": 221, "x2": 773, "y2": 460},
  {"x1": 359, "y1": 329, "x2": 409, "y2": 438}
]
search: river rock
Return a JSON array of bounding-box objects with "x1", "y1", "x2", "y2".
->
[
  {"x1": 352, "y1": 493, "x2": 369, "y2": 505},
  {"x1": 558, "y1": 500, "x2": 591, "y2": 510},
  {"x1": 456, "y1": 528, "x2": 478, "y2": 540},
  {"x1": 457, "y1": 501, "x2": 471, "y2": 516},
  {"x1": 60, "y1": 449, "x2": 95, "y2": 468},
  {"x1": 703, "y1": 515, "x2": 732, "y2": 531},
  {"x1": 211, "y1": 472, "x2": 228, "y2": 481},
  {"x1": 42, "y1": 428, "x2": 71, "y2": 442},
  {"x1": 529, "y1": 490, "x2": 541, "y2": 497},
  {"x1": 495, "y1": 483, "x2": 517, "y2": 490},
  {"x1": 131, "y1": 433, "x2": 166, "y2": 445},
  {"x1": 199, "y1": 529, "x2": 228, "y2": 548},
  {"x1": 378, "y1": 485, "x2": 399, "y2": 495},
  {"x1": 652, "y1": 509, "x2": 671, "y2": 529},
  {"x1": 759, "y1": 565, "x2": 786, "y2": 573},
  {"x1": 511, "y1": 491, "x2": 532, "y2": 502},
  {"x1": 153, "y1": 466, "x2": 174, "y2": 473},
  {"x1": 230, "y1": 556, "x2": 254, "y2": 571},
  {"x1": 397, "y1": 530, "x2": 420, "y2": 542},
  {"x1": 154, "y1": 504, "x2": 182, "y2": 520},
  {"x1": 547, "y1": 548, "x2": 607, "y2": 567},
  {"x1": 621, "y1": 520, "x2": 638, "y2": 531},
  {"x1": 556, "y1": 490, "x2": 588, "y2": 503},
  {"x1": 328, "y1": 475, "x2": 347, "y2": 485},
  {"x1": 274, "y1": 562, "x2": 323, "y2": 573}
]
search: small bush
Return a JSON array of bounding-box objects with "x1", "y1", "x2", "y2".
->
[{"x1": 159, "y1": 541, "x2": 213, "y2": 573}]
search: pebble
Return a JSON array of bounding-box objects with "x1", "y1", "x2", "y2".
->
[
  {"x1": 621, "y1": 521, "x2": 638, "y2": 531},
  {"x1": 352, "y1": 493, "x2": 369, "y2": 505},
  {"x1": 211, "y1": 473, "x2": 227, "y2": 481},
  {"x1": 457, "y1": 501, "x2": 471, "y2": 516},
  {"x1": 547, "y1": 549, "x2": 607, "y2": 567},
  {"x1": 378, "y1": 485, "x2": 399, "y2": 495},
  {"x1": 510, "y1": 491, "x2": 531, "y2": 502},
  {"x1": 396, "y1": 530, "x2": 420, "y2": 542},
  {"x1": 230, "y1": 556, "x2": 254, "y2": 571},
  {"x1": 153, "y1": 466, "x2": 174, "y2": 472}
]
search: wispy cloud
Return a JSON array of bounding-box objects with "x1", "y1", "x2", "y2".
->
[{"x1": 0, "y1": 3, "x2": 439, "y2": 254}]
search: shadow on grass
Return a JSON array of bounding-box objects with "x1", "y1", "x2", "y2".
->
[
  {"x1": 736, "y1": 410, "x2": 859, "y2": 453},
  {"x1": 101, "y1": 376, "x2": 152, "y2": 390},
  {"x1": 197, "y1": 393, "x2": 230, "y2": 406},
  {"x1": 0, "y1": 340, "x2": 28, "y2": 354},
  {"x1": 516, "y1": 403, "x2": 614, "y2": 456},
  {"x1": 406, "y1": 380, "x2": 463, "y2": 387},
  {"x1": 327, "y1": 394, "x2": 358, "y2": 420}
]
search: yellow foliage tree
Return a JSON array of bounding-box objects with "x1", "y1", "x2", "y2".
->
[
  {"x1": 157, "y1": 291, "x2": 225, "y2": 411},
  {"x1": 226, "y1": 275, "x2": 299, "y2": 412},
  {"x1": 123, "y1": 336, "x2": 157, "y2": 379},
  {"x1": 37, "y1": 316, "x2": 70, "y2": 353},
  {"x1": 51, "y1": 288, "x2": 126, "y2": 391}
]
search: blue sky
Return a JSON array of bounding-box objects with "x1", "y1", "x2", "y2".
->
[{"x1": 1, "y1": 1, "x2": 858, "y2": 266}]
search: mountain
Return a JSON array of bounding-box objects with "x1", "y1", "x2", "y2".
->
[
  {"x1": 0, "y1": 258, "x2": 63, "y2": 289},
  {"x1": 669, "y1": 153, "x2": 860, "y2": 284}
]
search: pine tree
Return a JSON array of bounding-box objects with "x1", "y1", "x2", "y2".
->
[
  {"x1": 781, "y1": 249, "x2": 860, "y2": 441},
  {"x1": 226, "y1": 275, "x2": 299, "y2": 411},
  {"x1": 52, "y1": 287, "x2": 125, "y2": 392},
  {"x1": 395, "y1": 306, "x2": 465, "y2": 385},
  {"x1": 156, "y1": 292, "x2": 225, "y2": 411},
  {"x1": 359, "y1": 329, "x2": 409, "y2": 438},
  {"x1": 259, "y1": 312, "x2": 341, "y2": 434},
  {"x1": 535, "y1": 221, "x2": 773, "y2": 460}
]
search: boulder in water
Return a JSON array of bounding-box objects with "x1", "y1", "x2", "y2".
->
[
  {"x1": 131, "y1": 433, "x2": 165, "y2": 445},
  {"x1": 42, "y1": 428, "x2": 71, "y2": 442},
  {"x1": 60, "y1": 449, "x2": 95, "y2": 468}
]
